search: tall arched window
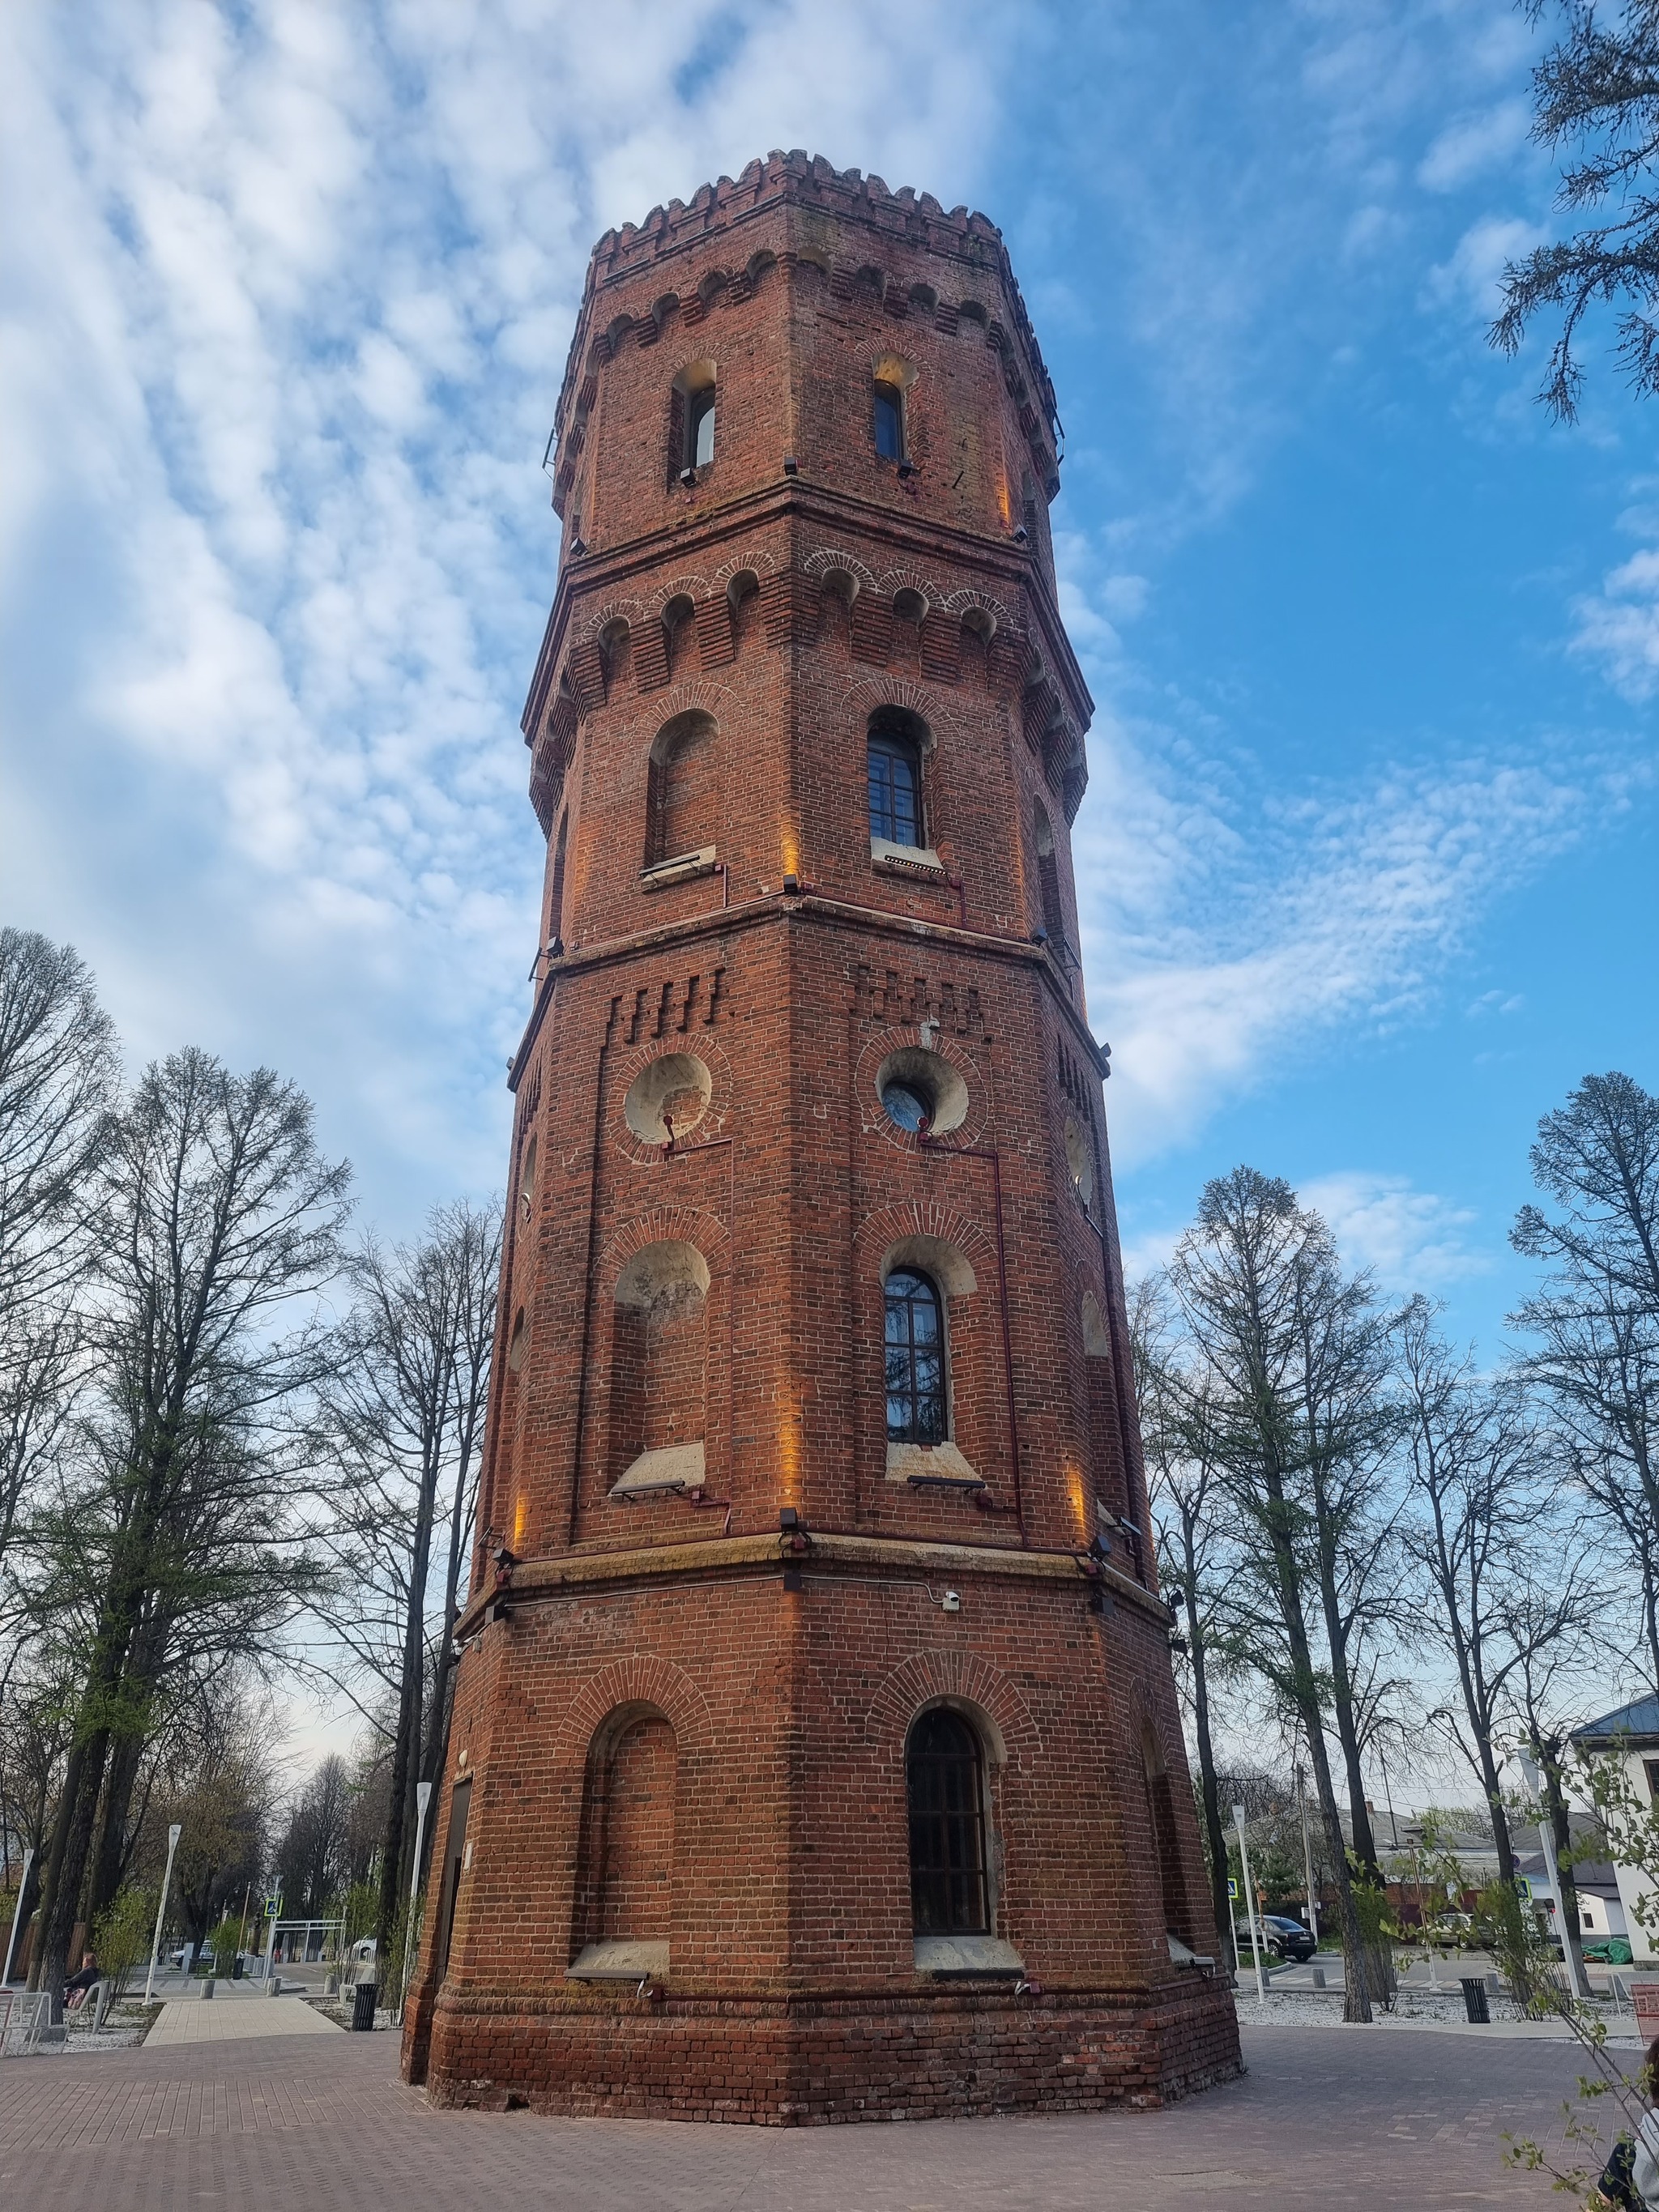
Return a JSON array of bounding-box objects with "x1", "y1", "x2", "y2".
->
[
  {"x1": 868, "y1": 706, "x2": 926, "y2": 848},
  {"x1": 668, "y1": 362, "x2": 717, "y2": 487},
  {"x1": 688, "y1": 386, "x2": 715, "y2": 469},
  {"x1": 906, "y1": 1707, "x2": 988, "y2": 1935},
  {"x1": 548, "y1": 812, "x2": 569, "y2": 944},
  {"x1": 885, "y1": 1268, "x2": 945, "y2": 1445},
  {"x1": 1034, "y1": 806, "x2": 1066, "y2": 948},
  {"x1": 873, "y1": 378, "x2": 904, "y2": 460}
]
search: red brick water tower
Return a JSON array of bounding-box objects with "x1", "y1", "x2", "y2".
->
[{"x1": 403, "y1": 151, "x2": 1239, "y2": 2122}]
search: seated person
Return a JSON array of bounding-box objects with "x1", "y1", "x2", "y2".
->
[{"x1": 63, "y1": 1953, "x2": 100, "y2": 2010}]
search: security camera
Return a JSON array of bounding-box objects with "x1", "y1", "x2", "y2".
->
[{"x1": 940, "y1": 1589, "x2": 962, "y2": 1613}]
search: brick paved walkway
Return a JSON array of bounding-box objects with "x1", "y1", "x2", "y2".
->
[
  {"x1": 143, "y1": 1994, "x2": 341, "y2": 2045},
  {"x1": 0, "y1": 2023, "x2": 1594, "y2": 2208}
]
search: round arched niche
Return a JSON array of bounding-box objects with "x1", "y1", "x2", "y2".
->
[
  {"x1": 876, "y1": 1046, "x2": 968, "y2": 1136},
  {"x1": 624, "y1": 1053, "x2": 712, "y2": 1144},
  {"x1": 614, "y1": 1238, "x2": 710, "y2": 1318},
  {"x1": 1064, "y1": 1117, "x2": 1095, "y2": 1207}
]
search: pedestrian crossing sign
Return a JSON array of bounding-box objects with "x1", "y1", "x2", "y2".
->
[
  {"x1": 1227, "y1": 1877, "x2": 1239, "y2": 1900},
  {"x1": 264, "y1": 1894, "x2": 282, "y2": 1918}
]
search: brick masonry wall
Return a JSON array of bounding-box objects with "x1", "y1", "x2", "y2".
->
[{"x1": 403, "y1": 156, "x2": 1240, "y2": 2122}]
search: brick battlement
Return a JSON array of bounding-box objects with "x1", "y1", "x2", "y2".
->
[{"x1": 552, "y1": 151, "x2": 1059, "y2": 462}]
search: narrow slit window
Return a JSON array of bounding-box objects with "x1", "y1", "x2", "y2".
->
[
  {"x1": 906, "y1": 1708, "x2": 988, "y2": 1935},
  {"x1": 885, "y1": 1268, "x2": 945, "y2": 1445},
  {"x1": 873, "y1": 379, "x2": 904, "y2": 461}
]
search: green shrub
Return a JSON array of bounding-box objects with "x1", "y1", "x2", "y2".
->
[{"x1": 92, "y1": 1886, "x2": 156, "y2": 1997}]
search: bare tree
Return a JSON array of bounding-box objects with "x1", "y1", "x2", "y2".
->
[
  {"x1": 274, "y1": 1755, "x2": 355, "y2": 1920},
  {"x1": 1512, "y1": 1072, "x2": 1659, "y2": 1684},
  {"x1": 1132, "y1": 1274, "x2": 1236, "y2": 1964},
  {"x1": 315, "y1": 1199, "x2": 500, "y2": 1964},
  {"x1": 0, "y1": 929, "x2": 115, "y2": 1312},
  {"x1": 1168, "y1": 1167, "x2": 1379, "y2": 2022},
  {"x1": 1396, "y1": 1299, "x2": 1599, "y2": 1886},
  {"x1": 28, "y1": 1049, "x2": 350, "y2": 2014},
  {"x1": 1494, "y1": 3, "x2": 1659, "y2": 420}
]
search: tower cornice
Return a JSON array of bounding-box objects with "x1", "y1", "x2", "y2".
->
[{"x1": 520, "y1": 480, "x2": 1093, "y2": 759}]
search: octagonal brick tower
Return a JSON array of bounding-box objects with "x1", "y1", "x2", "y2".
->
[{"x1": 403, "y1": 151, "x2": 1240, "y2": 2123}]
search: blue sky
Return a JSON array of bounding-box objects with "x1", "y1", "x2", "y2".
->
[{"x1": 2, "y1": 0, "x2": 1655, "y2": 1376}]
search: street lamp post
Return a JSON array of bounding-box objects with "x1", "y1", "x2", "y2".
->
[
  {"x1": 144, "y1": 1825, "x2": 183, "y2": 2005},
  {"x1": 1294, "y1": 1762, "x2": 1320, "y2": 1942},
  {"x1": 1234, "y1": 1802, "x2": 1269, "y2": 2011},
  {"x1": 2, "y1": 1847, "x2": 35, "y2": 1987},
  {"x1": 398, "y1": 1780, "x2": 433, "y2": 2019}
]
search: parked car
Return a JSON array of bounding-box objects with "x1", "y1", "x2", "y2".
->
[{"x1": 1260, "y1": 1914, "x2": 1317, "y2": 1963}]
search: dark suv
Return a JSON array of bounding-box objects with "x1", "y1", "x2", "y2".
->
[{"x1": 1261, "y1": 1914, "x2": 1318, "y2": 1963}]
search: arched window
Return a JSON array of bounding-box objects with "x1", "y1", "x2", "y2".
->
[
  {"x1": 906, "y1": 1707, "x2": 989, "y2": 1935},
  {"x1": 548, "y1": 812, "x2": 568, "y2": 944},
  {"x1": 668, "y1": 362, "x2": 716, "y2": 487},
  {"x1": 873, "y1": 378, "x2": 904, "y2": 460},
  {"x1": 1034, "y1": 806, "x2": 1066, "y2": 948},
  {"x1": 689, "y1": 386, "x2": 715, "y2": 469},
  {"x1": 867, "y1": 706, "x2": 926, "y2": 848},
  {"x1": 885, "y1": 1268, "x2": 945, "y2": 1445}
]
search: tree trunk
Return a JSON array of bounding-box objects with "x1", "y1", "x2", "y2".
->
[
  {"x1": 86, "y1": 1725, "x2": 147, "y2": 1924},
  {"x1": 31, "y1": 1725, "x2": 110, "y2": 2022},
  {"x1": 1257, "y1": 1469, "x2": 1371, "y2": 2022}
]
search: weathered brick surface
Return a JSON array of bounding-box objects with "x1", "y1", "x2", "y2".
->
[{"x1": 403, "y1": 153, "x2": 1239, "y2": 2121}]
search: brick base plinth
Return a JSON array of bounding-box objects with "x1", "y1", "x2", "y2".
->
[{"x1": 412, "y1": 1980, "x2": 1241, "y2": 2125}]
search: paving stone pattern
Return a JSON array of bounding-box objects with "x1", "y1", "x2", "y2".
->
[{"x1": 0, "y1": 2026, "x2": 1589, "y2": 2208}]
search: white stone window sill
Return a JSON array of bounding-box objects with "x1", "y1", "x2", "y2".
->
[
  {"x1": 611, "y1": 1442, "x2": 705, "y2": 1496},
  {"x1": 641, "y1": 846, "x2": 717, "y2": 889},
  {"x1": 568, "y1": 1940, "x2": 669, "y2": 1981},
  {"x1": 871, "y1": 837, "x2": 945, "y2": 876},
  {"x1": 886, "y1": 1440, "x2": 983, "y2": 1489},
  {"x1": 914, "y1": 1935, "x2": 1023, "y2": 1978}
]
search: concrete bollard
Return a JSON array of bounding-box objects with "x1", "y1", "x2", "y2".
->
[
  {"x1": 202, "y1": 1978, "x2": 215, "y2": 2000},
  {"x1": 1311, "y1": 1966, "x2": 1326, "y2": 1989}
]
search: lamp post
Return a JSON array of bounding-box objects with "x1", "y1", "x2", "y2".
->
[
  {"x1": 1294, "y1": 1762, "x2": 1320, "y2": 1942},
  {"x1": 1234, "y1": 1803, "x2": 1268, "y2": 2010},
  {"x1": 399, "y1": 1780, "x2": 433, "y2": 2019},
  {"x1": 2, "y1": 1847, "x2": 35, "y2": 1986},
  {"x1": 144, "y1": 1825, "x2": 183, "y2": 2004}
]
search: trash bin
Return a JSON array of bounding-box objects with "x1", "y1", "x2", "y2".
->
[
  {"x1": 1459, "y1": 1976, "x2": 1490, "y2": 2023},
  {"x1": 231, "y1": 1955, "x2": 243, "y2": 1980},
  {"x1": 351, "y1": 1980, "x2": 377, "y2": 2032}
]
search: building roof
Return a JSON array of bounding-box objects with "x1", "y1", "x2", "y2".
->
[{"x1": 1572, "y1": 1694, "x2": 1659, "y2": 1747}]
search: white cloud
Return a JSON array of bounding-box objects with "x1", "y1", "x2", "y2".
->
[
  {"x1": 1572, "y1": 546, "x2": 1659, "y2": 699},
  {"x1": 1073, "y1": 722, "x2": 1597, "y2": 1166},
  {"x1": 0, "y1": 0, "x2": 1017, "y2": 1220},
  {"x1": 1300, "y1": 1170, "x2": 1489, "y2": 1290},
  {"x1": 1417, "y1": 97, "x2": 1529, "y2": 192},
  {"x1": 1425, "y1": 212, "x2": 1543, "y2": 318}
]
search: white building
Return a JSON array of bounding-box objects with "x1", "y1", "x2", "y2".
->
[{"x1": 1572, "y1": 1694, "x2": 1659, "y2": 1965}]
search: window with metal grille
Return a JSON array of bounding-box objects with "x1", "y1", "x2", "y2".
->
[
  {"x1": 868, "y1": 709, "x2": 925, "y2": 846},
  {"x1": 885, "y1": 1268, "x2": 945, "y2": 1444},
  {"x1": 906, "y1": 1707, "x2": 989, "y2": 1934}
]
